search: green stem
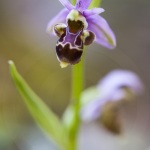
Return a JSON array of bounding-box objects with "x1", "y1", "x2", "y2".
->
[
  {"x1": 72, "y1": 0, "x2": 102, "y2": 8},
  {"x1": 68, "y1": 54, "x2": 85, "y2": 150},
  {"x1": 71, "y1": 0, "x2": 76, "y2": 5},
  {"x1": 89, "y1": 0, "x2": 102, "y2": 9},
  {"x1": 71, "y1": 57, "x2": 84, "y2": 104}
]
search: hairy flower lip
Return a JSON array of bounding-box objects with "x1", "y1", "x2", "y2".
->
[{"x1": 56, "y1": 43, "x2": 83, "y2": 68}]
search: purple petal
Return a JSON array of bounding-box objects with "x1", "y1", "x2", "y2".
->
[
  {"x1": 98, "y1": 70, "x2": 144, "y2": 98},
  {"x1": 59, "y1": 0, "x2": 75, "y2": 10},
  {"x1": 81, "y1": 97, "x2": 106, "y2": 121},
  {"x1": 83, "y1": 8, "x2": 105, "y2": 18},
  {"x1": 87, "y1": 15, "x2": 116, "y2": 49},
  {"x1": 76, "y1": 0, "x2": 92, "y2": 10},
  {"x1": 46, "y1": 8, "x2": 69, "y2": 35}
]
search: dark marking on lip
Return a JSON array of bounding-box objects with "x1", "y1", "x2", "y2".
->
[{"x1": 56, "y1": 43, "x2": 83, "y2": 64}]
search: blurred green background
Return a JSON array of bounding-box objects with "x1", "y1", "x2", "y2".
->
[{"x1": 0, "y1": 0, "x2": 150, "y2": 150}]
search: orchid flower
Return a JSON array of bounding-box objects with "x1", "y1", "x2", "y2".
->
[
  {"x1": 81, "y1": 70, "x2": 144, "y2": 122},
  {"x1": 47, "y1": 0, "x2": 116, "y2": 67}
]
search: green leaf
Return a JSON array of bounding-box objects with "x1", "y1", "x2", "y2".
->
[{"x1": 8, "y1": 61, "x2": 66, "y2": 149}]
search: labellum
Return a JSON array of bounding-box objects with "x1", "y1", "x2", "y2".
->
[{"x1": 54, "y1": 10, "x2": 95, "y2": 68}]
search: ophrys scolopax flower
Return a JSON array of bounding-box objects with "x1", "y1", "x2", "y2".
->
[{"x1": 47, "y1": 0, "x2": 116, "y2": 67}]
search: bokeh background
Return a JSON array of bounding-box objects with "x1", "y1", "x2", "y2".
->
[{"x1": 0, "y1": 0, "x2": 150, "y2": 150}]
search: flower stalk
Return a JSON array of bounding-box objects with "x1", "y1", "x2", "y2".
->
[{"x1": 68, "y1": 51, "x2": 84, "y2": 150}]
